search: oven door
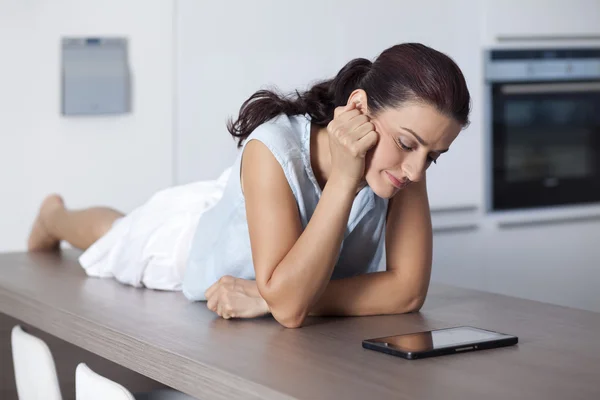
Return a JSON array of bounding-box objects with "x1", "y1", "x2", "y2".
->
[{"x1": 491, "y1": 81, "x2": 600, "y2": 211}]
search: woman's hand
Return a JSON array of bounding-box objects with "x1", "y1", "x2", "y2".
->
[
  {"x1": 326, "y1": 100, "x2": 379, "y2": 192},
  {"x1": 205, "y1": 276, "x2": 270, "y2": 319}
]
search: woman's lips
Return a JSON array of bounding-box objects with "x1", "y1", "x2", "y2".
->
[{"x1": 385, "y1": 171, "x2": 409, "y2": 189}]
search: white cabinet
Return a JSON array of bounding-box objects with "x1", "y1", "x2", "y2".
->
[
  {"x1": 483, "y1": 220, "x2": 600, "y2": 313},
  {"x1": 432, "y1": 216, "x2": 600, "y2": 313},
  {"x1": 484, "y1": 0, "x2": 600, "y2": 42},
  {"x1": 431, "y1": 228, "x2": 487, "y2": 291}
]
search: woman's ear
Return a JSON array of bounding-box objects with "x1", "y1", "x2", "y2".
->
[{"x1": 348, "y1": 89, "x2": 369, "y2": 116}]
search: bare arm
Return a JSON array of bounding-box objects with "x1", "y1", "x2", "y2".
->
[
  {"x1": 242, "y1": 140, "x2": 357, "y2": 328},
  {"x1": 310, "y1": 178, "x2": 433, "y2": 316}
]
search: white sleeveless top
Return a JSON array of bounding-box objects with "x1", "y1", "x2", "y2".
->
[{"x1": 182, "y1": 114, "x2": 388, "y2": 301}]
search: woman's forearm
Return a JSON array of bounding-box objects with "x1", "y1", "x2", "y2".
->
[
  {"x1": 261, "y1": 178, "x2": 356, "y2": 327},
  {"x1": 309, "y1": 270, "x2": 427, "y2": 317}
]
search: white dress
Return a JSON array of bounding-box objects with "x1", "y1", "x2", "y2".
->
[{"x1": 78, "y1": 168, "x2": 231, "y2": 291}]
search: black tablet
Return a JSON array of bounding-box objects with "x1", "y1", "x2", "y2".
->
[{"x1": 362, "y1": 326, "x2": 518, "y2": 360}]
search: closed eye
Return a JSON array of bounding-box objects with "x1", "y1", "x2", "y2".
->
[
  {"x1": 397, "y1": 138, "x2": 438, "y2": 165},
  {"x1": 397, "y1": 140, "x2": 412, "y2": 151}
]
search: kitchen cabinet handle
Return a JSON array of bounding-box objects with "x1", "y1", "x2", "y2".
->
[
  {"x1": 433, "y1": 224, "x2": 479, "y2": 234},
  {"x1": 502, "y1": 82, "x2": 600, "y2": 94},
  {"x1": 430, "y1": 205, "x2": 478, "y2": 215},
  {"x1": 498, "y1": 214, "x2": 600, "y2": 229},
  {"x1": 497, "y1": 34, "x2": 600, "y2": 42}
]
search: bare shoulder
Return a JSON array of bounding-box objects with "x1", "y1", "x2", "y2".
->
[
  {"x1": 240, "y1": 139, "x2": 302, "y2": 287},
  {"x1": 241, "y1": 139, "x2": 290, "y2": 196}
]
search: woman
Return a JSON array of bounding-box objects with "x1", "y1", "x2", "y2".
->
[{"x1": 28, "y1": 43, "x2": 470, "y2": 328}]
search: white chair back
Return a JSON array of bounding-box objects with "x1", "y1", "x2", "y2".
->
[
  {"x1": 75, "y1": 363, "x2": 136, "y2": 400},
  {"x1": 11, "y1": 325, "x2": 62, "y2": 400}
]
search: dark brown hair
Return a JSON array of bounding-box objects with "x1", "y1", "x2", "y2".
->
[{"x1": 227, "y1": 43, "x2": 471, "y2": 148}]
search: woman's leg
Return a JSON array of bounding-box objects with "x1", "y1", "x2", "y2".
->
[{"x1": 28, "y1": 194, "x2": 125, "y2": 251}]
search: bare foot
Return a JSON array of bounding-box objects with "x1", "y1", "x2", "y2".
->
[{"x1": 27, "y1": 194, "x2": 65, "y2": 252}]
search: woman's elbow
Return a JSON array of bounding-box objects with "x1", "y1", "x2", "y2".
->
[
  {"x1": 397, "y1": 295, "x2": 426, "y2": 314},
  {"x1": 263, "y1": 293, "x2": 308, "y2": 328},
  {"x1": 257, "y1": 280, "x2": 308, "y2": 328},
  {"x1": 275, "y1": 312, "x2": 306, "y2": 328},
  {"x1": 268, "y1": 304, "x2": 308, "y2": 328}
]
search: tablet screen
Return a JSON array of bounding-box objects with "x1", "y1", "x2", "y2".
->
[{"x1": 371, "y1": 327, "x2": 508, "y2": 352}]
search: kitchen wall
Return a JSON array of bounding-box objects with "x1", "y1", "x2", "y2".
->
[{"x1": 0, "y1": 0, "x2": 175, "y2": 252}]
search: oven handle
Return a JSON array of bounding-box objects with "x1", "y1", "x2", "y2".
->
[{"x1": 501, "y1": 82, "x2": 600, "y2": 94}]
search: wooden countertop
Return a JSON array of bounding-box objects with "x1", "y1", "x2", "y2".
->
[{"x1": 0, "y1": 250, "x2": 599, "y2": 399}]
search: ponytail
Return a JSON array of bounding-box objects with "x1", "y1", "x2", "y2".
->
[{"x1": 227, "y1": 58, "x2": 373, "y2": 148}]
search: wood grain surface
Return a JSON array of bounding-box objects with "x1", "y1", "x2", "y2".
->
[{"x1": 0, "y1": 250, "x2": 599, "y2": 399}]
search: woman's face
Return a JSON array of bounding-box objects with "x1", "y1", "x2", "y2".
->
[{"x1": 361, "y1": 100, "x2": 462, "y2": 199}]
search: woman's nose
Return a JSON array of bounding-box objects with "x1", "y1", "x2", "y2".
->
[{"x1": 402, "y1": 159, "x2": 427, "y2": 183}]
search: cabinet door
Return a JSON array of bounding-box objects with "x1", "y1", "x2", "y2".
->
[
  {"x1": 485, "y1": 220, "x2": 600, "y2": 313},
  {"x1": 484, "y1": 0, "x2": 600, "y2": 41},
  {"x1": 431, "y1": 228, "x2": 487, "y2": 291}
]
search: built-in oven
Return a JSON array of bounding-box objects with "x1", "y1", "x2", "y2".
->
[{"x1": 485, "y1": 48, "x2": 600, "y2": 211}]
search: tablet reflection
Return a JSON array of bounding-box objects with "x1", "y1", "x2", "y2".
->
[{"x1": 384, "y1": 332, "x2": 434, "y2": 352}]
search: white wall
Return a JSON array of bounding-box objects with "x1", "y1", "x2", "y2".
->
[
  {"x1": 482, "y1": 0, "x2": 600, "y2": 43},
  {"x1": 175, "y1": 0, "x2": 484, "y2": 211},
  {"x1": 0, "y1": 0, "x2": 175, "y2": 252},
  {"x1": 175, "y1": 0, "x2": 352, "y2": 184}
]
